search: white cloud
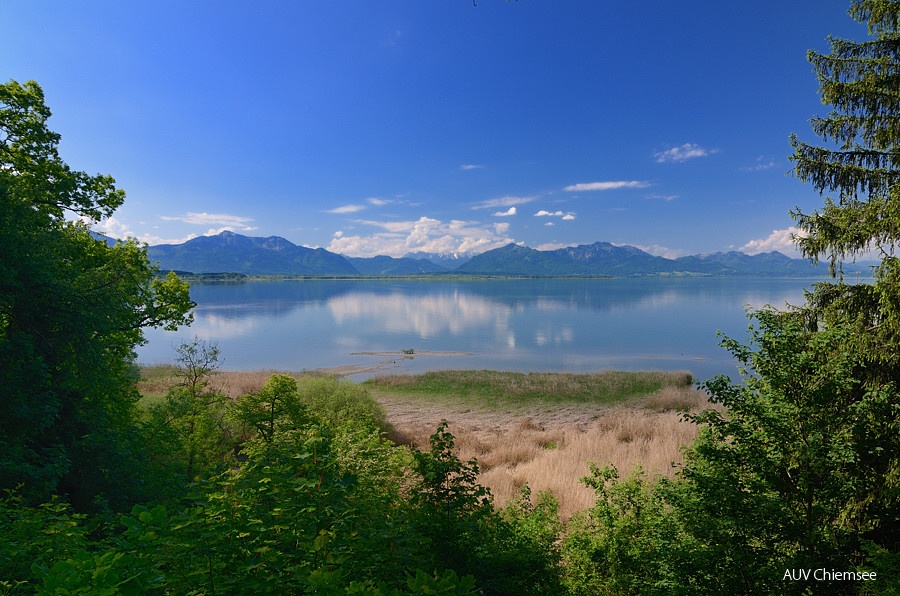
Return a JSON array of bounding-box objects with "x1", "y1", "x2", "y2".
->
[
  {"x1": 88, "y1": 216, "x2": 133, "y2": 239},
  {"x1": 740, "y1": 227, "x2": 806, "y2": 255},
  {"x1": 534, "y1": 242, "x2": 571, "y2": 251},
  {"x1": 326, "y1": 204, "x2": 367, "y2": 214},
  {"x1": 632, "y1": 243, "x2": 689, "y2": 259},
  {"x1": 366, "y1": 197, "x2": 390, "y2": 206},
  {"x1": 564, "y1": 180, "x2": 651, "y2": 192},
  {"x1": 202, "y1": 227, "x2": 239, "y2": 237},
  {"x1": 86, "y1": 215, "x2": 201, "y2": 246},
  {"x1": 460, "y1": 164, "x2": 486, "y2": 171},
  {"x1": 160, "y1": 211, "x2": 256, "y2": 228},
  {"x1": 493, "y1": 207, "x2": 517, "y2": 217},
  {"x1": 534, "y1": 210, "x2": 575, "y2": 220},
  {"x1": 327, "y1": 215, "x2": 515, "y2": 257},
  {"x1": 741, "y1": 156, "x2": 777, "y2": 172},
  {"x1": 655, "y1": 143, "x2": 718, "y2": 163},
  {"x1": 472, "y1": 195, "x2": 535, "y2": 210}
]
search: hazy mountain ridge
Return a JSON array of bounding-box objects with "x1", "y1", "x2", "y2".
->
[
  {"x1": 146, "y1": 231, "x2": 843, "y2": 277},
  {"x1": 346, "y1": 255, "x2": 449, "y2": 275},
  {"x1": 402, "y1": 250, "x2": 475, "y2": 269}
]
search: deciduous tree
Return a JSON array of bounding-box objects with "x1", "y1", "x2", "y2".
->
[{"x1": 0, "y1": 80, "x2": 193, "y2": 509}]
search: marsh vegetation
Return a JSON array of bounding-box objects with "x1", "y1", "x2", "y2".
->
[{"x1": 139, "y1": 366, "x2": 708, "y2": 521}]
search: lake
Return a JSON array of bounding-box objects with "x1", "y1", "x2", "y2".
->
[{"x1": 137, "y1": 277, "x2": 823, "y2": 382}]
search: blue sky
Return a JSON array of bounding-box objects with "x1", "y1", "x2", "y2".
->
[{"x1": 2, "y1": 1, "x2": 865, "y2": 258}]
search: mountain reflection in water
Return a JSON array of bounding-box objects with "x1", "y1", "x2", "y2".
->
[{"x1": 138, "y1": 277, "x2": 819, "y2": 381}]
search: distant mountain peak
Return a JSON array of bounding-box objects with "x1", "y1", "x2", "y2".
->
[
  {"x1": 146, "y1": 231, "x2": 839, "y2": 277},
  {"x1": 402, "y1": 249, "x2": 476, "y2": 269}
]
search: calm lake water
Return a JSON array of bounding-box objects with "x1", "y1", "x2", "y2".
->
[{"x1": 137, "y1": 277, "x2": 824, "y2": 382}]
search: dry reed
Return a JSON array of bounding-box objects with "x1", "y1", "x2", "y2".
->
[{"x1": 377, "y1": 388, "x2": 714, "y2": 521}]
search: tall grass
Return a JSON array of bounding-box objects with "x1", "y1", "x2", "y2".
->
[
  {"x1": 139, "y1": 366, "x2": 711, "y2": 519},
  {"x1": 383, "y1": 394, "x2": 710, "y2": 521},
  {"x1": 365, "y1": 369, "x2": 694, "y2": 407},
  {"x1": 138, "y1": 366, "x2": 316, "y2": 401}
]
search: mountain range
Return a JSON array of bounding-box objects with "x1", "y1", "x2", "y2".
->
[{"x1": 145, "y1": 230, "x2": 849, "y2": 277}]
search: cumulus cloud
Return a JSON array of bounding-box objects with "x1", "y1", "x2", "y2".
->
[
  {"x1": 655, "y1": 143, "x2": 718, "y2": 163},
  {"x1": 160, "y1": 212, "x2": 256, "y2": 229},
  {"x1": 493, "y1": 207, "x2": 517, "y2": 217},
  {"x1": 563, "y1": 180, "x2": 651, "y2": 192},
  {"x1": 740, "y1": 227, "x2": 806, "y2": 255},
  {"x1": 535, "y1": 242, "x2": 572, "y2": 251},
  {"x1": 87, "y1": 216, "x2": 134, "y2": 240},
  {"x1": 472, "y1": 195, "x2": 535, "y2": 210},
  {"x1": 87, "y1": 215, "x2": 210, "y2": 246},
  {"x1": 327, "y1": 215, "x2": 515, "y2": 257},
  {"x1": 326, "y1": 204, "x2": 367, "y2": 214}
]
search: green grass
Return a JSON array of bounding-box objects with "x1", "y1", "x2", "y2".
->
[
  {"x1": 363, "y1": 369, "x2": 693, "y2": 407},
  {"x1": 136, "y1": 364, "x2": 180, "y2": 407},
  {"x1": 137, "y1": 365, "x2": 696, "y2": 411}
]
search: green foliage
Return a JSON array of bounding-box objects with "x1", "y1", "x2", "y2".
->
[
  {"x1": 412, "y1": 421, "x2": 492, "y2": 525},
  {"x1": 297, "y1": 375, "x2": 391, "y2": 432},
  {"x1": 785, "y1": 0, "x2": 900, "y2": 584},
  {"x1": 562, "y1": 307, "x2": 900, "y2": 595},
  {"x1": 145, "y1": 340, "x2": 234, "y2": 481},
  {"x1": 4, "y1": 377, "x2": 570, "y2": 594},
  {"x1": 0, "y1": 80, "x2": 568, "y2": 594},
  {"x1": 0, "y1": 493, "x2": 91, "y2": 590},
  {"x1": 167, "y1": 427, "x2": 362, "y2": 592},
  {"x1": 562, "y1": 466, "x2": 694, "y2": 596},
  {"x1": 546, "y1": 3, "x2": 897, "y2": 591},
  {"x1": 788, "y1": 0, "x2": 900, "y2": 351},
  {"x1": 0, "y1": 79, "x2": 194, "y2": 509},
  {"x1": 33, "y1": 549, "x2": 163, "y2": 595},
  {"x1": 410, "y1": 421, "x2": 564, "y2": 594},
  {"x1": 230, "y1": 373, "x2": 310, "y2": 442},
  {"x1": 688, "y1": 311, "x2": 899, "y2": 592}
]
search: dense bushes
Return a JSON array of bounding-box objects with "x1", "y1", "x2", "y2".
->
[
  {"x1": 559, "y1": 310, "x2": 900, "y2": 595},
  {"x1": 1, "y1": 365, "x2": 565, "y2": 594}
]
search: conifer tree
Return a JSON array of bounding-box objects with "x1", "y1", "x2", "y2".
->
[
  {"x1": 790, "y1": 1, "x2": 900, "y2": 347},
  {"x1": 784, "y1": 0, "x2": 900, "y2": 560}
]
